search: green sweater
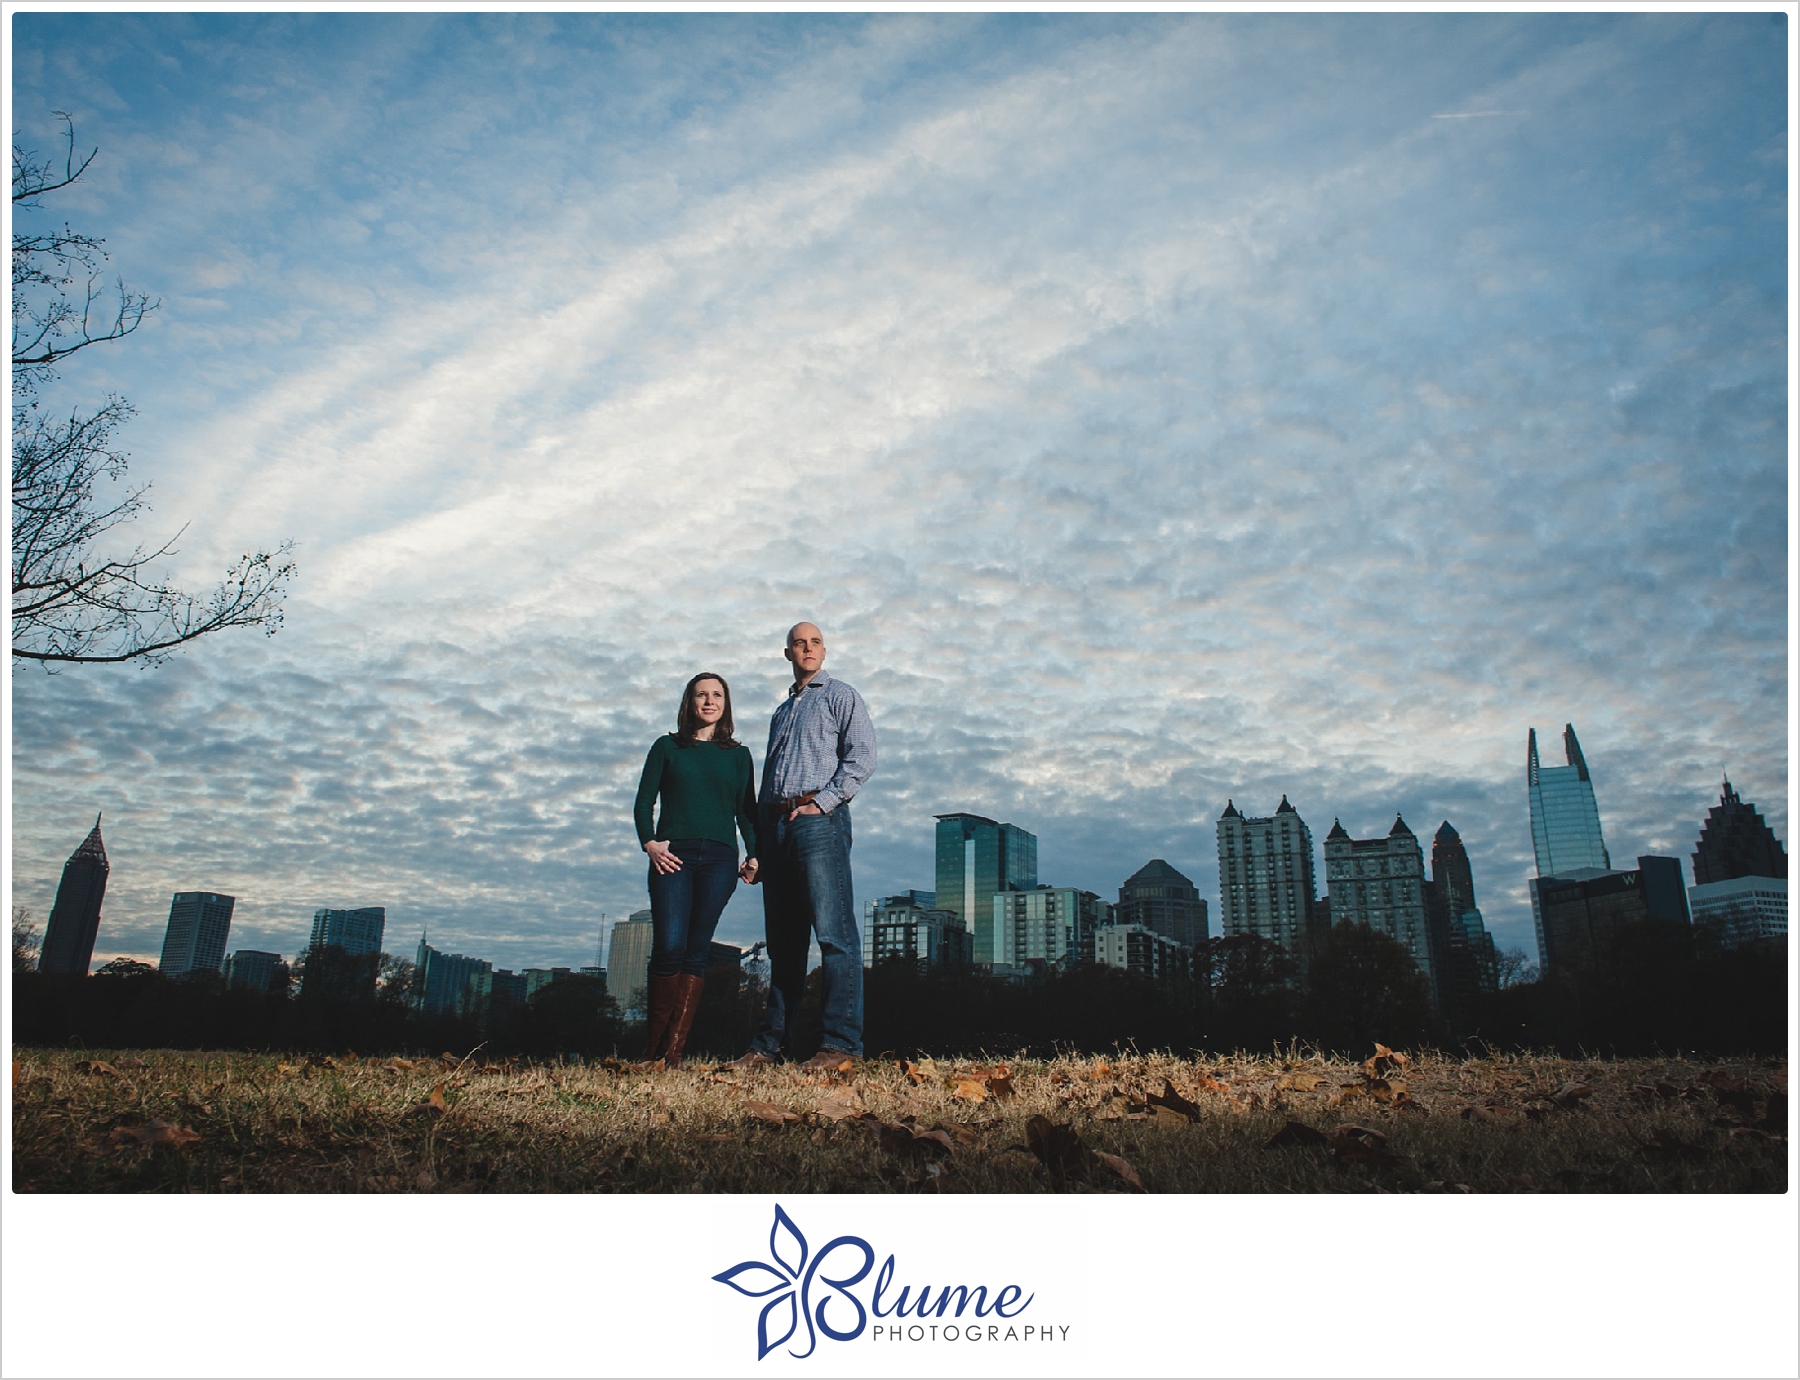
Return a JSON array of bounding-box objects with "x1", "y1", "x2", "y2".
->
[{"x1": 634, "y1": 735, "x2": 759, "y2": 858}]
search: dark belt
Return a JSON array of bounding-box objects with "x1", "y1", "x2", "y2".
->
[{"x1": 770, "y1": 791, "x2": 819, "y2": 814}]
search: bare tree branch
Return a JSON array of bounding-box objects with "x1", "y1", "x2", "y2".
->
[{"x1": 11, "y1": 116, "x2": 294, "y2": 668}]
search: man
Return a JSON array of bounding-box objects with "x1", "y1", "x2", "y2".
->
[{"x1": 729, "y1": 621, "x2": 875, "y2": 1070}]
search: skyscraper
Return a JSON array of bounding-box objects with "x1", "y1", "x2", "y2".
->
[
  {"x1": 223, "y1": 950, "x2": 288, "y2": 995},
  {"x1": 991, "y1": 886, "x2": 1108, "y2": 969},
  {"x1": 1527, "y1": 724, "x2": 1612, "y2": 964},
  {"x1": 40, "y1": 816, "x2": 110, "y2": 976},
  {"x1": 1216, "y1": 797, "x2": 1318, "y2": 953},
  {"x1": 1528, "y1": 724, "x2": 1611, "y2": 875},
  {"x1": 1323, "y1": 815, "x2": 1435, "y2": 985},
  {"x1": 934, "y1": 814, "x2": 1037, "y2": 964},
  {"x1": 1427, "y1": 822, "x2": 1498, "y2": 1017},
  {"x1": 1691, "y1": 779, "x2": 1787, "y2": 885},
  {"x1": 415, "y1": 934, "x2": 493, "y2": 1014},
  {"x1": 1117, "y1": 860, "x2": 1209, "y2": 947},
  {"x1": 606, "y1": 910, "x2": 655, "y2": 1017},
  {"x1": 309, "y1": 907, "x2": 386, "y2": 956},
  {"x1": 158, "y1": 892, "x2": 236, "y2": 978}
]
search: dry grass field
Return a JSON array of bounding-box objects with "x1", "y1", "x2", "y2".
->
[{"x1": 11, "y1": 1045, "x2": 1787, "y2": 1193}]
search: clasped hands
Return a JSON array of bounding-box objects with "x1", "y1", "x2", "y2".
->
[{"x1": 644, "y1": 838, "x2": 761, "y2": 884}]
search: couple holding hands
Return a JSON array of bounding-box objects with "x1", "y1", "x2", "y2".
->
[{"x1": 630, "y1": 622, "x2": 874, "y2": 1070}]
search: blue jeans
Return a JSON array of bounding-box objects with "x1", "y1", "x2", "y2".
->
[
  {"x1": 752, "y1": 804, "x2": 862, "y2": 1057},
  {"x1": 646, "y1": 838, "x2": 739, "y2": 978}
]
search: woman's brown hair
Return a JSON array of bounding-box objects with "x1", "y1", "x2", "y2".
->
[{"x1": 675, "y1": 671, "x2": 739, "y2": 748}]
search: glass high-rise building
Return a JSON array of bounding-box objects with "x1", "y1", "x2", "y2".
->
[
  {"x1": 415, "y1": 933, "x2": 493, "y2": 1014},
  {"x1": 159, "y1": 892, "x2": 236, "y2": 978},
  {"x1": 934, "y1": 814, "x2": 1037, "y2": 964},
  {"x1": 606, "y1": 910, "x2": 655, "y2": 1017},
  {"x1": 1526, "y1": 724, "x2": 1612, "y2": 965},
  {"x1": 223, "y1": 949, "x2": 287, "y2": 994},
  {"x1": 991, "y1": 886, "x2": 1107, "y2": 968},
  {"x1": 1528, "y1": 725, "x2": 1610, "y2": 876},
  {"x1": 309, "y1": 906, "x2": 386, "y2": 956},
  {"x1": 40, "y1": 816, "x2": 110, "y2": 975}
]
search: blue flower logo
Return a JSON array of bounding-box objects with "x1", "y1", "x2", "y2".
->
[{"x1": 713, "y1": 1205, "x2": 875, "y2": 1360}]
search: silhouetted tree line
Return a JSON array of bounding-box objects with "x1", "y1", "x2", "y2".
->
[
  {"x1": 856, "y1": 920, "x2": 1784, "y2": 1059},
  {"x1": 13, "y1": 943, "x2": 633, "y2": 1059},
  {"x1": 12, "y1": 923, "x2": 1785, "y2": 1060}
]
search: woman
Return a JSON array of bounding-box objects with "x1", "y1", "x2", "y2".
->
[{"x1": 632, "y1": 672, "x2": 759, "y2": 1067}]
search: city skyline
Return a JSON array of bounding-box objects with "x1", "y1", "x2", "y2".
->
[
  {"x1": 20, "y1": 758, "x2": 1776, "y2": 977},
  {"x1": 9, "y1": 13, "x2": 1786, "y2": 977}
]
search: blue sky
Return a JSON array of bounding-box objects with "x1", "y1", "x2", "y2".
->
[{"x1": 9, "y1": 12, "x2": 1789, "y2": 975}]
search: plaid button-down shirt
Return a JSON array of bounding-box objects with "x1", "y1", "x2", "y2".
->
[{"x1": 759, "y1": 669, "x2": 876, "y2": 814}]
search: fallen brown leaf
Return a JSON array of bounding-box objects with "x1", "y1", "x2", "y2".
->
[
  {"x1": 1093, "y1": 1151, "x2": 1143, "y2": 1189},
  {"x1": 1265, "y1": 1120, "x2": 1330, "y2": 1149},
  {"x1": 1194, "y1": 1073, "x2": 1231, "y2": 1095},
  {"x1": 77, "y1": 1060, "x2": 117, "y2": 1077},
  {"x1": 1698, "y1": 1069, "x2": 1749, "y2": 1092},
  {"x1": 952, "y1": 1079, "x2": 989, "y2": 1103},
  {"x1": 990, "y1": 1148, "x2": 1042, "y2": 1174},
  {"x1": 1025, "y1": 1115, "x2": 1094, "y2": 1178},
  {"x1": 107, "y1": 1119, "x2": 200, "y2": 1150},
  {"x1": 1330, "y1": 1124, "x2": 1395, "y2": 1165},
  {"x1": 877, "y1": 1121, "x2": 954, "y2": 1157},
  {"x1": 1550, "y1": 1081, "x2": 1594, "y2": 1109},
  {"x1": 1362, "y1": 1043, "x2": 1411, "y2": 1079},
  {"x1": 745, "y1": 1100, "x2": 800, "y2": 1125},
  {"x1": 814, "y1": 1090, "x2": 866, "y2": 1122},
  {"x1": 1146, "y1": 1081, "x2": 1203, "y2": 1121}
]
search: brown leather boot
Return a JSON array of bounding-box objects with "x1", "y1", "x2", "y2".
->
[
  {"x1": 642, "y1": 972, "x2": 680, "y2": 1064},
  {"x1": 661, "y1": 973, "x2": 705, "y2": 1069}
]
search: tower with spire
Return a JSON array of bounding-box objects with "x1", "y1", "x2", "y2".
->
[
  {"x1": 1215, "y1": 795, "x2": 1319, "y2": 955},
  {"x1": 1426, "y1": 821, "x2": 1500, "y2": 1019},
  {"x1": 1686, "y1": 779, "x2": 1789, "y2": 949},
  {"x1": 1692, "y1": 779, "x2": 1786, "y2": 885},
  {"x1": 1526, "y1": 723, "x2": 1613, "y2": 967},
  {"x1": 40, "y1": 815, "x2": 110, "y2": 975}
]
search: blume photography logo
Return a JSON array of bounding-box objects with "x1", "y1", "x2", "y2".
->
[{"x1": 713, "y1": 1205, "x2": 1057, "y2": 1360}]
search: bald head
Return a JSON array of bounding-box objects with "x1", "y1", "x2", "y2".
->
[{"x1": 784, "y1": 622, "x2": 826, "y2": 686}]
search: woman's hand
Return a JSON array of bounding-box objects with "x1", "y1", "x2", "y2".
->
[
  {"x1": 645, "y1": 840, "x2": 682, "y2": 875},
  {"x1": 740, "y1": 857, "x2": 760, "y2": 885}
]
